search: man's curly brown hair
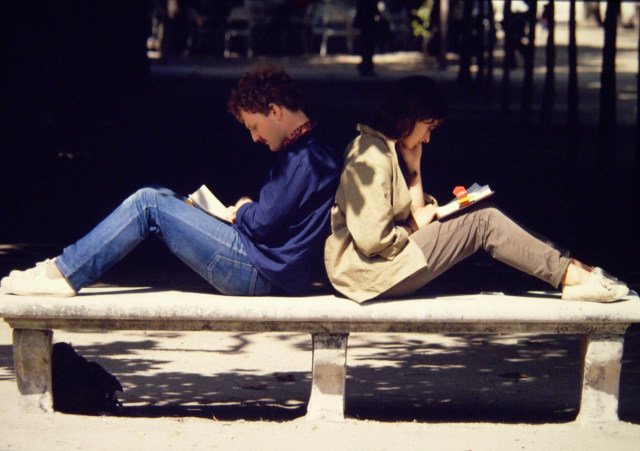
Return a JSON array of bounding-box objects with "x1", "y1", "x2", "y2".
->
[{"x1": 227, "y1": 65, "x2": 304, "y2": 122}]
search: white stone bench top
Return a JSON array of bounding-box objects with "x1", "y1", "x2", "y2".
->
[{"x1": 1, "y1": 288, "x2": 639, "y2": 329}]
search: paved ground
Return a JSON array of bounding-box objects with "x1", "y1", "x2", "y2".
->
[{"x1": 1, "y1": 313, "x2": 639, "y2": 451}]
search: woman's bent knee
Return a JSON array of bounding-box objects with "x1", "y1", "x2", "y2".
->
[{"x1": 473, "y1": 202, "x2": 506, "y2": 222}]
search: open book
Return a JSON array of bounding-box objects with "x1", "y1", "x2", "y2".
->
[
  {"x1": 187, "y1": 185, "x2": 230, "y2": 224},
  {"x1": 436, "y1": 183, "x2": 494, "y2": 220}
]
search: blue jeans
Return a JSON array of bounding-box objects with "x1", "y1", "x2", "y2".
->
[{"x1": 55, "y1": 187, "x2": 272, "y2": 295}]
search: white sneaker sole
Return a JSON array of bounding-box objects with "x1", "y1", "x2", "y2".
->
[
  {"x1": 562, "y1": 285, "x2": 629, "y2": 303},
  {"x1": 5, "y1": 287, "x2": 77, "y2": 298}
]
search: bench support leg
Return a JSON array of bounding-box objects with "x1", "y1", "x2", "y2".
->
[
  {"x1": 306, "y1": 333, "x2": 349, "y2": 422},
  {"x1": 576, "y1": 332, "x2": 624, "y2": 423},
  {"x1": 12, "y1": 329, "x2": 54, "y2": 413}
]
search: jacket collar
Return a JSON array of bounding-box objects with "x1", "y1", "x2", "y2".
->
[{"x1": 357, "y1": 124, "x2": 397, "y2": 151}]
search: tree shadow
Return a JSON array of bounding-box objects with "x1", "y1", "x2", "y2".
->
[
  {"x1": 0, "y1": 344, "x2": 15, "y2": 381},
  {"x1": 345, "y1": 333, "x2": 583, "y2": 424},
  {"x1": 2, "y1": 327, "x2": 636, "y2": 424},
  {"x1": 51, "y1": 335, "x2": 312, "y2": 422}
]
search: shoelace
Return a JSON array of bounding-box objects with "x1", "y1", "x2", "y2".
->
[
  {"x1": 10, "y1": 259, "x2": 48, "y2": 277},
  {"x1": 32, "y1": 259, "x2": 51, "y2": 272},
  {"x1": 599, "y1": 276, "x2": 615, "y2": 290},
  {"x1": 593, "y1": 267, "x2": 627, "y2": 286},
  {"x1": 598, "y1": 268, "x2": 618, "y2": 282},
  {"x1": 593, "y1": 271, "x2": 626, "y2": 295},
  {"x1": 22, "y1": 259, "x2": 53, "y2": 280}
]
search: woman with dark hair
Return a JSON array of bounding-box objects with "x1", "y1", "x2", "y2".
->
[{"x1": 324, "y1": 76, "x2": 628, "y2": 303}]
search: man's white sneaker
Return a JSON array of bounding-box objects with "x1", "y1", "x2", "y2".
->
[
  {"x1": 9, "y1": 259, "x2": 52, "y2": 278},
  {"x1": 3, "y1": 260, "x2": 76, "y2": 297},
  {"x1": 562, "y1": 268, "x2": 629, "y2": 303},
  {"x1": 1, "y1": 276, "x2": 13, "y2": 292}
]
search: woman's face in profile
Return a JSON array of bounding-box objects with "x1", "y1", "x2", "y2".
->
[{"x1": 401, "y1": 119, "x2": 440, "y2": 149}]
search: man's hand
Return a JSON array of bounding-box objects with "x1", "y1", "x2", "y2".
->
[
  {"x1": 226, "y1": 197, "x2": 254, "y2": 223},
  {"x1": 235, "y1": 196, "x2": 253, "y2": 208},
  {"x1": 225, "y1": 206, "x2": 238, "y2": 223}
]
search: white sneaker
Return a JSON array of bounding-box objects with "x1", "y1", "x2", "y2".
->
[
  {"x1": 3, "y1": 260, "x2": 76, "y2": 297},
  {"x1": 591, "y1": 267, "x2": 628, "y2": 286},
  {"x1": 562, "y1": 268, "x2": 629, "y2": 303},
  {"x1": 1, "y1": 275, "x2": 13, "y2": 292},
  {"x1": 9, "y1": 259, "x2": 52, "y2": 278}
]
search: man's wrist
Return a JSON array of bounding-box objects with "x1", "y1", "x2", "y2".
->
[{"x1": 235, "y1": 196, "x2": 253, "y2": 208}]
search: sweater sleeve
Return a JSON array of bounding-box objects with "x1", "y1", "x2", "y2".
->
[{"x1": 235, "y1": 152, "x2": 312, "y2": 242}]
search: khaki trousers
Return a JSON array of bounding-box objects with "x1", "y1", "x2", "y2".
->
[{"x1": 380, "y1": 203, "x2": 572, "y2": 298}]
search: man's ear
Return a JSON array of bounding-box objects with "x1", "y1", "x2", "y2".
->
[{"x1": 269, "y1": 104, "x2": 283, "y2": 120}]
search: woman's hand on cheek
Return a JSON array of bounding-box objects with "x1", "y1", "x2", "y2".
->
[{"x1": 413, "y1": 204, "x2": 437, "y2": 229}]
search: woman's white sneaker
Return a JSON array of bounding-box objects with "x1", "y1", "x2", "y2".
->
[
  {"x1": 590, "y1": 267, "x2": 628, "y2": 286},
  {"x1": 562, "y1": 268, "x2": 629, "y2": 303}
]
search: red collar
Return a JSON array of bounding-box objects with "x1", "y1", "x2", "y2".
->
[{"x1": 283, "y1": 121, "x2": 317, "y2": 148}]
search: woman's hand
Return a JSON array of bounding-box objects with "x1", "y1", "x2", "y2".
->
[{"x1": 412, "y1": 204, "x2": 437, "y2": 229}]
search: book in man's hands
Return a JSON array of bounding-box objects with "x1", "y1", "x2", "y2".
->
[
  {"x1": 436, "y1": 183, "x2": 494, "y2": 219},
  {"x1": 187, "y1": 185, "x2": 230, "y2": 224}
]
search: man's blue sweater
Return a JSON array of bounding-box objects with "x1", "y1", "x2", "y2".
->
[{"x1": 233, "y1": 127, "x2": 341, "y2": 295}]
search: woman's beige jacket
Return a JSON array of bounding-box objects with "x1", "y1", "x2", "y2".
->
[{"x1": 324, "y1": 125, "x2": 430, "y2": 303}]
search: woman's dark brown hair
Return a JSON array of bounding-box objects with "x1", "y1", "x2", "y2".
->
[
  {"x1": 227, "y1": 65, "x2": 304, "y2": 122},
  {"x1": 370, "y1": 76, "x2": 447, "y2": 141}
]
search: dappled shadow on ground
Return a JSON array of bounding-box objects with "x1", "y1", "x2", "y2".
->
[
  {"x1": 619, "y1": 323, "x2": 640, "y2": 424},
  {"x1": 345, "y1": 334, "x2": 584, "y2": 424},
  {"x1": 2, "y1": 328, "x2": 637, "y2": 424},
  {"x1": 0, "y1": 344, "x2": 15, "y2": 381}
]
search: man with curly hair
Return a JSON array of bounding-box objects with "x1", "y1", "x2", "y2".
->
[{"x1": 2, "y1": 66, "x2": 341, "y2": 297}]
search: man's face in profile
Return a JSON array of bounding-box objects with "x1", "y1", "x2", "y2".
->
[{"x1": 240, "y1": 107, "x2": 286, "y2": 152}]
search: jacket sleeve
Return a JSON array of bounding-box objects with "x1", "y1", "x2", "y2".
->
[
  {"x1": 235, "y1": 153, "x2": 312, "y2": 242},
  {"x1": 337, "y1": 145, "x2": 410, "y2": 260}
]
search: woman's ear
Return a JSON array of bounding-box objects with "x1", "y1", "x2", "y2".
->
[{"x1": 269, "y1": 104, "x2": 283, "y2": 120}]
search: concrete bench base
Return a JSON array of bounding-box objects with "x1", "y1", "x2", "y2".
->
[
  {"x1": 13, "y1": 329, "x2": 54, "y2": 413},
  {"x1": 578, "y1": 333, "x2": 626, "y2": 423},
  {"x1": 2, "y1": 287, "x2": 639, "y2": 422}
]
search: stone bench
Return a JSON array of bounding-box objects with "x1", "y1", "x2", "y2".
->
[{"x1": 1, "y1": 287, "x2": 639, "y2": 423}]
